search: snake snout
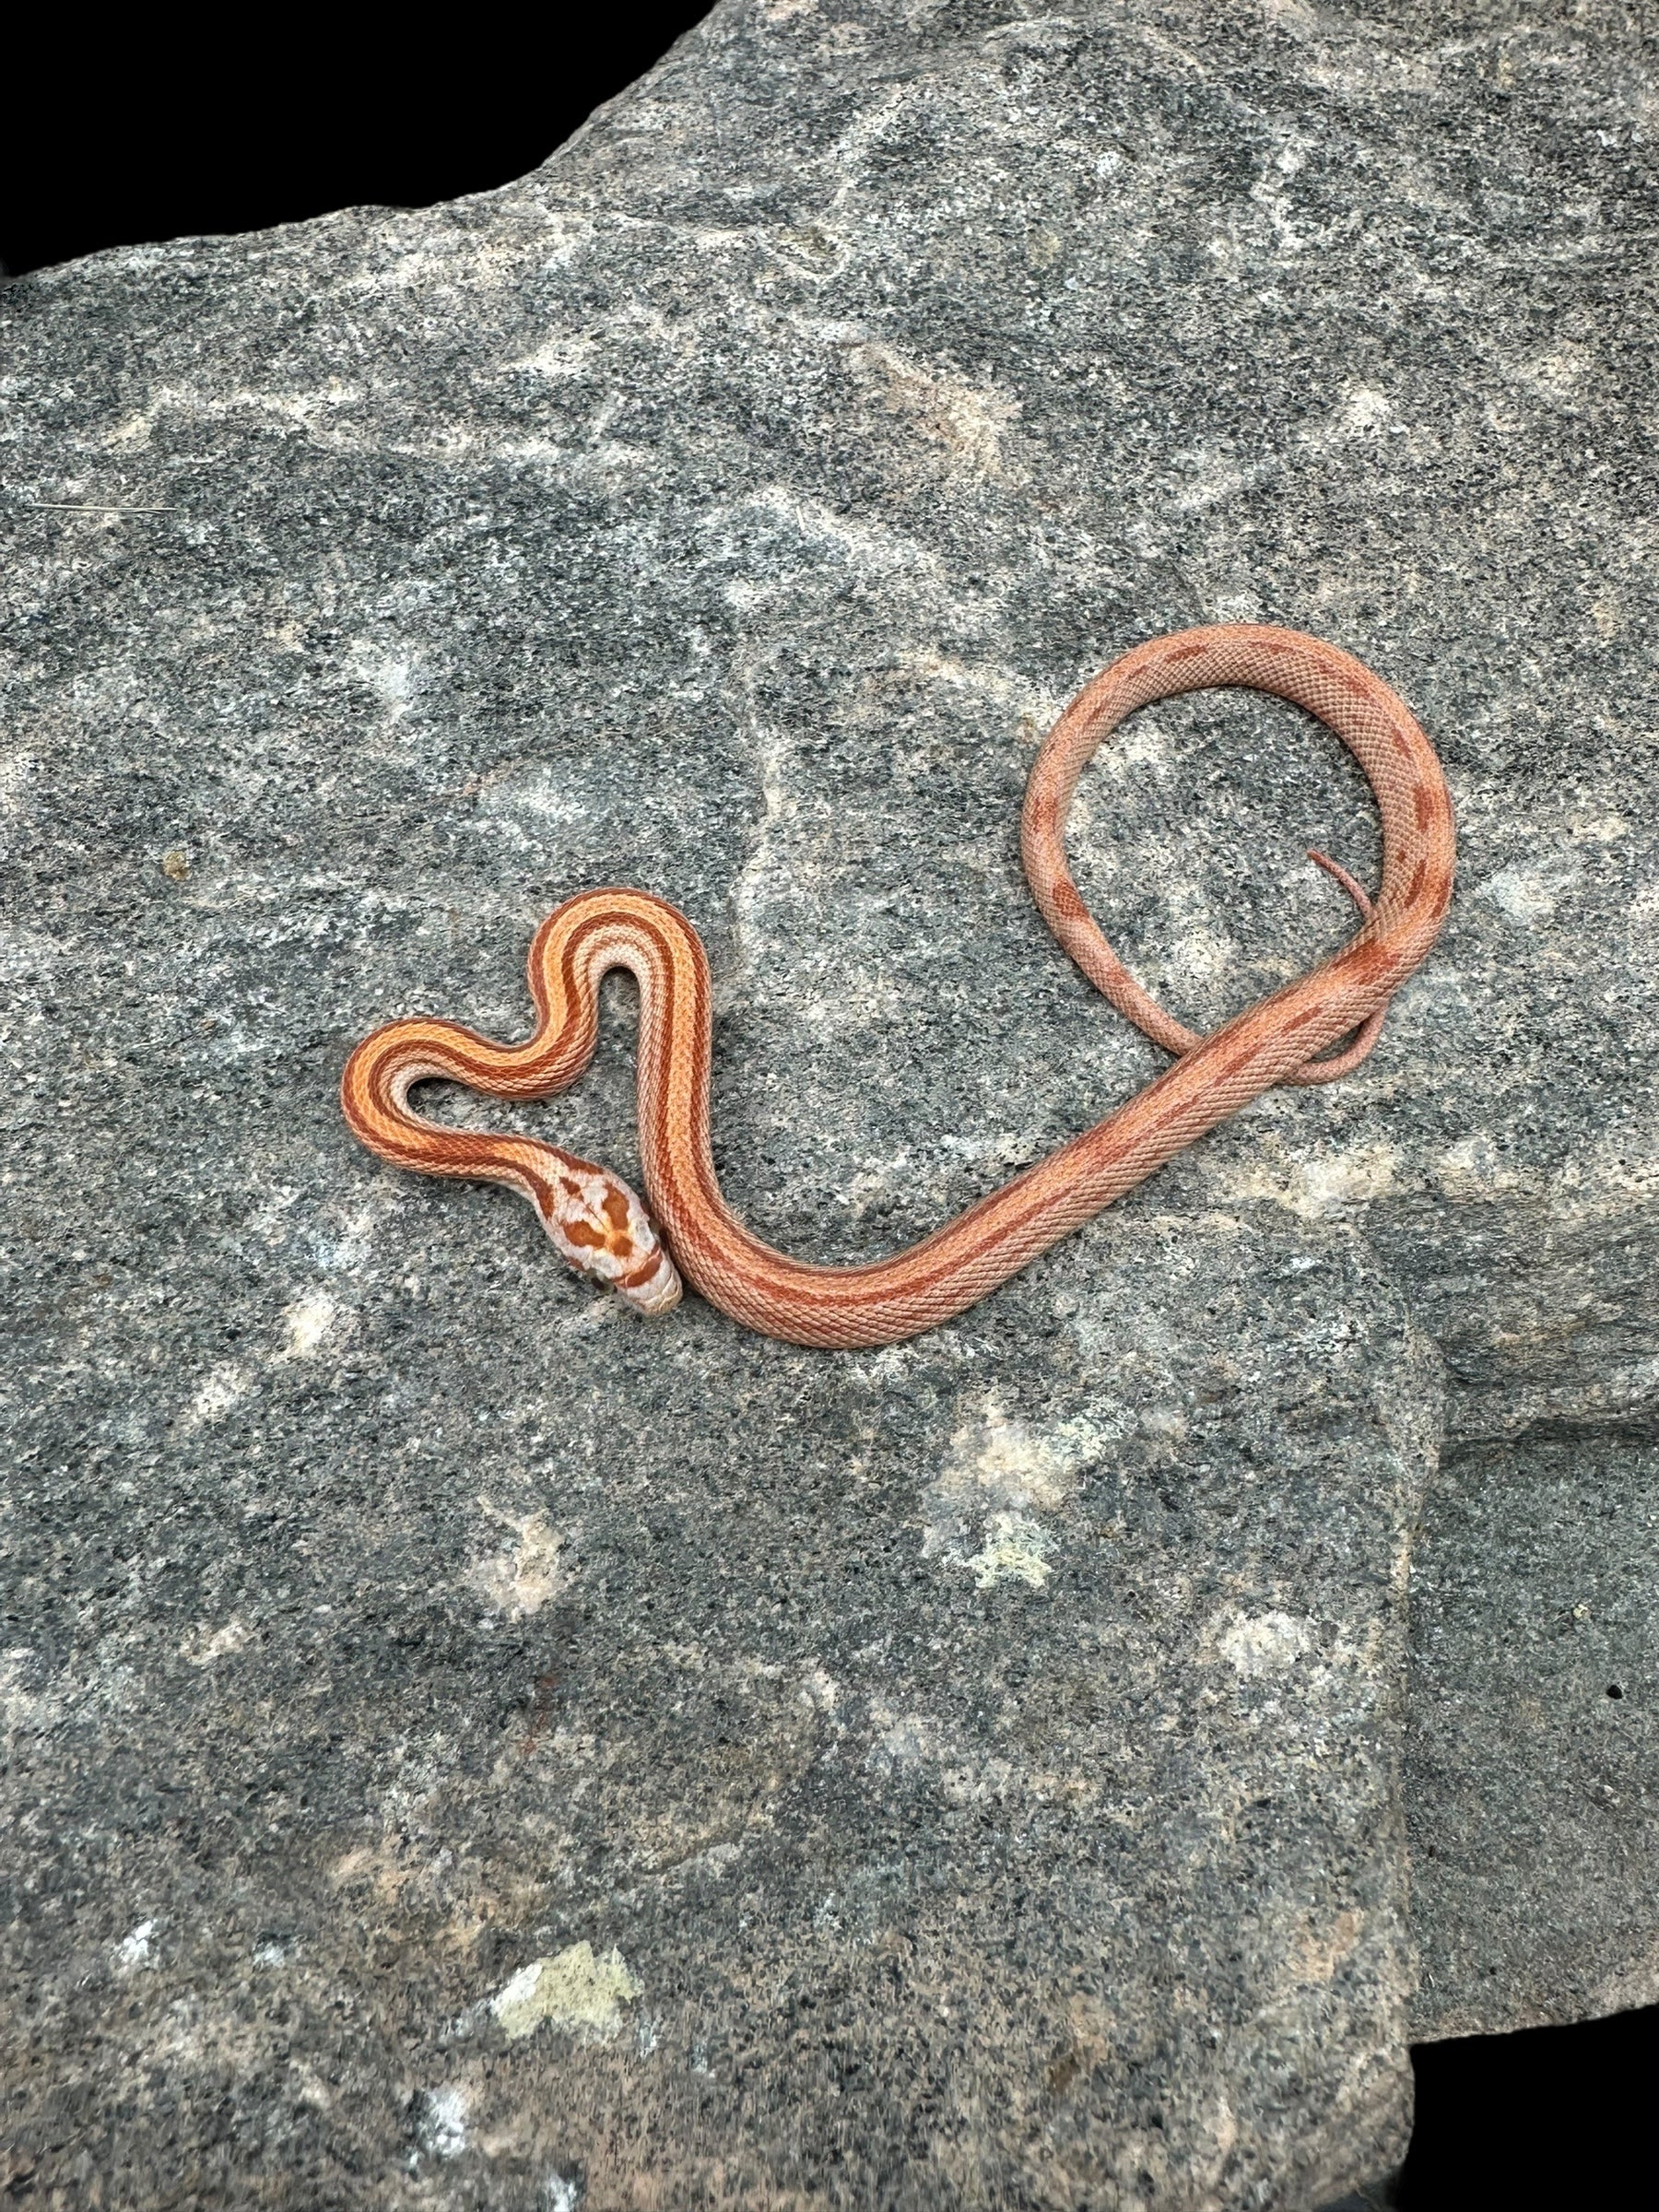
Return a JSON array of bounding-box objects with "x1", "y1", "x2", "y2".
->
[{"x1": 537, "y1": 1153, "x2": 682, "y2": 1318}]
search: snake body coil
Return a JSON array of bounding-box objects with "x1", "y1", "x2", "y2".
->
[{"x1": 342, "y1": 624, "x2": 1455, "y2": 1347}]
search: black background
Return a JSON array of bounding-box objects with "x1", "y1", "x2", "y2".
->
[
  {"x1": 0, "y1": 11, "x2": 713, "y2": 278},
  {"x1": 1394, "y1": 2006, "x2": 1647, "y2": 2206},
  {"x1": 3, "y1": 7, "x2": 1648, "y2": 2203}
]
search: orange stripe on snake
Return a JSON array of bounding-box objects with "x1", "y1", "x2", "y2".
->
[{"x1": 341, "y1": 624, "x2": 1456, "y2": 1349}]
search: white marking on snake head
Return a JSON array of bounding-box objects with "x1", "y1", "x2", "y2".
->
[{"x1": 537, "y1": 1153, "x2": 682, "y2": 1318}]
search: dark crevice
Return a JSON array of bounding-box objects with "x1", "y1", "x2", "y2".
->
[{"x1": 1442, "y1": 1414, "x2": 1659, "y2": 1459}]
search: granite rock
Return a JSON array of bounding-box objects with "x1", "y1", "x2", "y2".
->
[
  {"x1": 1407, "y1": 1428, "x2": 1659, "y2": 2040},
  {"x1": 2, "y1": 0, "x2": 1657, "y2": 2203}
]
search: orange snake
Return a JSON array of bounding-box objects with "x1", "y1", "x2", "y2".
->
[{"x1": 341, "y1": 624, "x2": 1454, "y2": 1348}]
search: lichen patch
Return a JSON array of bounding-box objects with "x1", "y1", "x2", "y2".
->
[
  {"x1": 923, "y1": 1395, "x2": 1106, "y2": 1589},
  {"x1": 489, "y1": 1942, "x2": 641, "y2": 2044},
  {"x1": 963, "y1": 1510, "x2": 1055, "y2": 1590}
]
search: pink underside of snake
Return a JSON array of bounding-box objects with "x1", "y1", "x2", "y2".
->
[{"x1": 340, "y1": 624, "x2": 1456, "y2": 1348}]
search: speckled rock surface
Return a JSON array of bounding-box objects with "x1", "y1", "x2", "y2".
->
[
  {"x1": 3, "y1": 0, "x2": 1656, "y2": 2204},
  {"x1": 1406, "y1": 1430, "x2": 1659, "y2": 2040}
]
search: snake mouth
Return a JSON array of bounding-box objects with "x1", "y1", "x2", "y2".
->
[{"x1": 614, "y1": 1246, "x2": 683, "y2": 1317}]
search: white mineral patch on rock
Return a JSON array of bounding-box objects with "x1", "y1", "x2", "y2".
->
[
  {"x1": 1218, "y1": 1611, "x2": 1313, "y2": 1679},
  {"x1": 467, "y1": 1504, "x2": 569, "y2": 1618},
  {"x1": 180, "y1": 1618, "x2": 253, "y2": 1666},
  {"x1": 184, "y1": 1362, "x2": 252, "y2": 1427},
  {"x1": 417, "y1": 2085, "x2": 470, "y2": 2159},
  {"x1": 114, "y1": 1921, "x2": 157, "y2": 1973},
  {"x1": 278, "y1": 1291, "x2": 338, "y2": 1359},
  {"x1": 1475, "y1": 855, "x2": 1583, "y2": 926},
  {"x1": 867, "y1": 1708, "x2": 943, "y2": 1771}
]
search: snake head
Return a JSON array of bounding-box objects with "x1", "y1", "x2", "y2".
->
[{"x1": 535, "y1": 1152, "x2": 682, "y2": 1318}]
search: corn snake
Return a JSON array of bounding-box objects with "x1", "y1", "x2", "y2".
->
[{"x1": 341, "y1": 623, "x2": 1454, "y2": 1347}]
